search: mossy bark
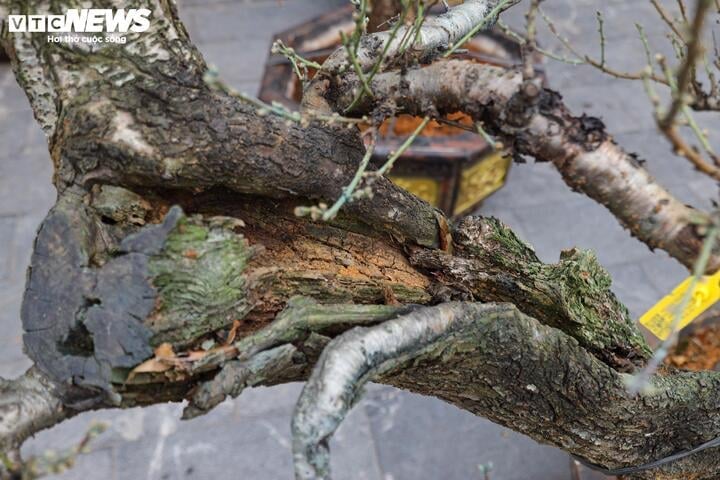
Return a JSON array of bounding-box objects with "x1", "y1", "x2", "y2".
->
[
  {"x1": 411, "y1": 216, "x2": 651, "y2": 370},
  {"x1": 4, "y1": 1, "x2": 720, "y2": 478}
]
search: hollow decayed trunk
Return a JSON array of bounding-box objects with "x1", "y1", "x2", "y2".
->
[{"x1": 3, "y1": 1, "x2": 720, "y2": 479}]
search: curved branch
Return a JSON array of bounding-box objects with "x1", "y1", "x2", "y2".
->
[
  {"x1": 0, "y1": 368, "x2": 68, "y2": 453},
  {"x1": 2, "y1": 1, "x2": 445, "y2": 249},
  {"x1": 292, "y1": 302, "x2": 496, "y2": 480},
  {"x1": 335, "y1": 59, "x2": 720, "y2": 272},
  {"x1": 319, "y1": 0, "x2": 520, "y2": 74},
  {"x1": 292, "y1": 301, "x2": 720, "y2": 480}
]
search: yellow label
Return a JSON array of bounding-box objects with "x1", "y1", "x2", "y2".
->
[{"x1": 639, "y1": 270, "x2": 720, "y2": 340}]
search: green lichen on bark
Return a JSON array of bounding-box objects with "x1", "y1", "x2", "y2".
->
[
  {"x1": 464, "y1": 217, "x2": 651, "y2": 366},
  {"x1": 147, "y1": 215, "x2": 257, "y2": 346},
  {"x1": 412, "y1": 216, "x2": 651, "y2": 370},
  {"x1": 542, "y1": 247, "x2": 651, "y2": 361}
]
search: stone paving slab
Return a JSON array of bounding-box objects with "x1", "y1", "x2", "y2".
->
[
  {"x1": 362, "y1": 387, "x2": 573, "y2": 480},
  {"x1": 5, "y1": 1, "x2": 719, "y2": 479}
]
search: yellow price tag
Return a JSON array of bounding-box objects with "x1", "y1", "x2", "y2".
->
[{"x1": 639, "y1": 270, "x2": 720, "y2": 340}]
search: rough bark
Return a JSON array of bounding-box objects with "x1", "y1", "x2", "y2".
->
[
  {"x1": 293, "y1": 302, "x2": 720, "y2": 480},
  {"x1": 0, "y1": 368, "x2": 67, "y2": 454},
  {"x1": 19, "y1": 190, "x2": 648, "y2": 403},
  {"x1": 3, "y1": 1, "x2": 720, "y2": 479},
  {"x1": 3, "y1": 0, "x2": 444, "y2": 250},
  {"x1": 411, "y1": 216, "x2": 650, "y2": 370},
  {"x1": 333, "y1": 59, "x2": 720, "y2": 273}
]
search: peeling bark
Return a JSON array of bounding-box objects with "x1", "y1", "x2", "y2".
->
[
  {"x1": 4, "y1": 1, "x2": 720, "y2": 479},
  {"x1": 334, "y1": 59, "x2": 719, "y2": 273}
]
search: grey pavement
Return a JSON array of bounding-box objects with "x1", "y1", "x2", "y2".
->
[{"x1": 1, "y1": 1, "x2": 716, "y2": 479}]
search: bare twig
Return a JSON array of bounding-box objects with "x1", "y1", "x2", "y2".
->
[
  {"x1": 539, "y1": 8, "x2": 669, "y2": 84},
  {"x1": 321, "y1": 129, "x2": 378, "y2": 221},
  {"x1": 203, "y1": 67, "x2": 368, "y2": 127},
  {"x1": 2, "y1": 423, "x2": 107, "y2": 479},
  {"x1": 295, "y1": 117, "x2": 430, "y2": 221},
  {"x1": 522, "y1": 0, "x2": 542, "y2": 79},
  {"x1": 637, "y1": 1, "x2": 720, "y2": 181},
  {"x1": 651, "y1": 0, "x2": 688, "y2": 42},
  {"x1": 376, "y1": 117, "x2": 430, "y2": 176},
  {"x1": 496, "y1": 19, "x2": 583, "y2": 65},
  {"x1": 271, "y1": 40, "x2": 323, "y2": 86},
  {"x1": 660, "y1": 0, "x2": 713, "y2": 128}
]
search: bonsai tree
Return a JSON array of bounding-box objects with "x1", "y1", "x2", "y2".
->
[{"x1": 2, "y1": 0, "x2": 720, "y2": 478}]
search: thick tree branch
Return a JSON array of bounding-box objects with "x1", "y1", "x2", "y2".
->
[
  {"x1": 21, "y1": 186, "x2": 647, "y2": 400},
  {"x1": 411, "y1": 216, "x2": 650, "y2": 370},
  {"x1": 292, "y1": 301, "x2": 720, "y2": 480},
  {"x1": 0, "y1": 368, "x2": 68, "y2": 454},
  {"x1": 6, "y1": 2, "x2": 720, "y2": 479},
  {"x1": 319, "y1": 0, "x2": 520, "y2": 74},
  {"x1": 335, "y1": 59, "x2": 720, "y2": 272},
  {"x1": 2, "y1": 0, "x2": 445, "y2": 250},
  {"x1": 292, "y1": 302, "x2": 496, "y2": 480}
]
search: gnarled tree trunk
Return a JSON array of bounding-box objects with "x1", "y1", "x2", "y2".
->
[{"x1": 2, "y1": 1, "x2": 720, "y2": 479}]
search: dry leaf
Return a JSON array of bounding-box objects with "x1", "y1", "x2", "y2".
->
[
  {"x1": 129, "y1": 358, "x2": 171, "y2": 375},
  {"x1": 127, "y1": 343, "x2": 176, "y2": 381},
  {"x1": 226, "y1": 319, "x2": 242, "y2": 345},
  {"x1": 155, "y1": 342, "x2": 175, "y2": 359},
  {"x1": 184, "y1": 350, "x2": 210, "y2": 362}
]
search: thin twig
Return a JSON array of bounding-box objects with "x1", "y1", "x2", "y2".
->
[
  {"x1": 497, "y1": 19, "x2": 583, "y2": 65},
  {"x1": 345, "y1": 1, "x2": 411, "y2": 112},
  {"x1": 376, "y1": 116, "x2": 431, "y2": 176},
  {"x1": 341, "y1": 30, "x2": 375, "y2": 99},
  {"x1": 595, "y1": 11, "x2": 606, "y2": 67},
  {"x1": 322, "y1": 130, "x2": 378, "y2": 221},
  {"x1": 648, "y1": 46, "x2": 720, "y2": 178},
  {"x1": 523, "y1": 0, "x2": 542, "y2": 79},
  {"x1": 539, "y1": 8, "x2": 669, "y2": 84},
  {"x1": 296, "y1": 117, "x2": 430, "y2": 221},
  {"x1": 204, "y1": 68, "x2": 368, "y2": 127},
  {"x1": 651, "y1": 0, "x2": 688, "y2": 42},
  {"x1": 660, "y1": 0, "x2": 713, "y2": 129}
]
